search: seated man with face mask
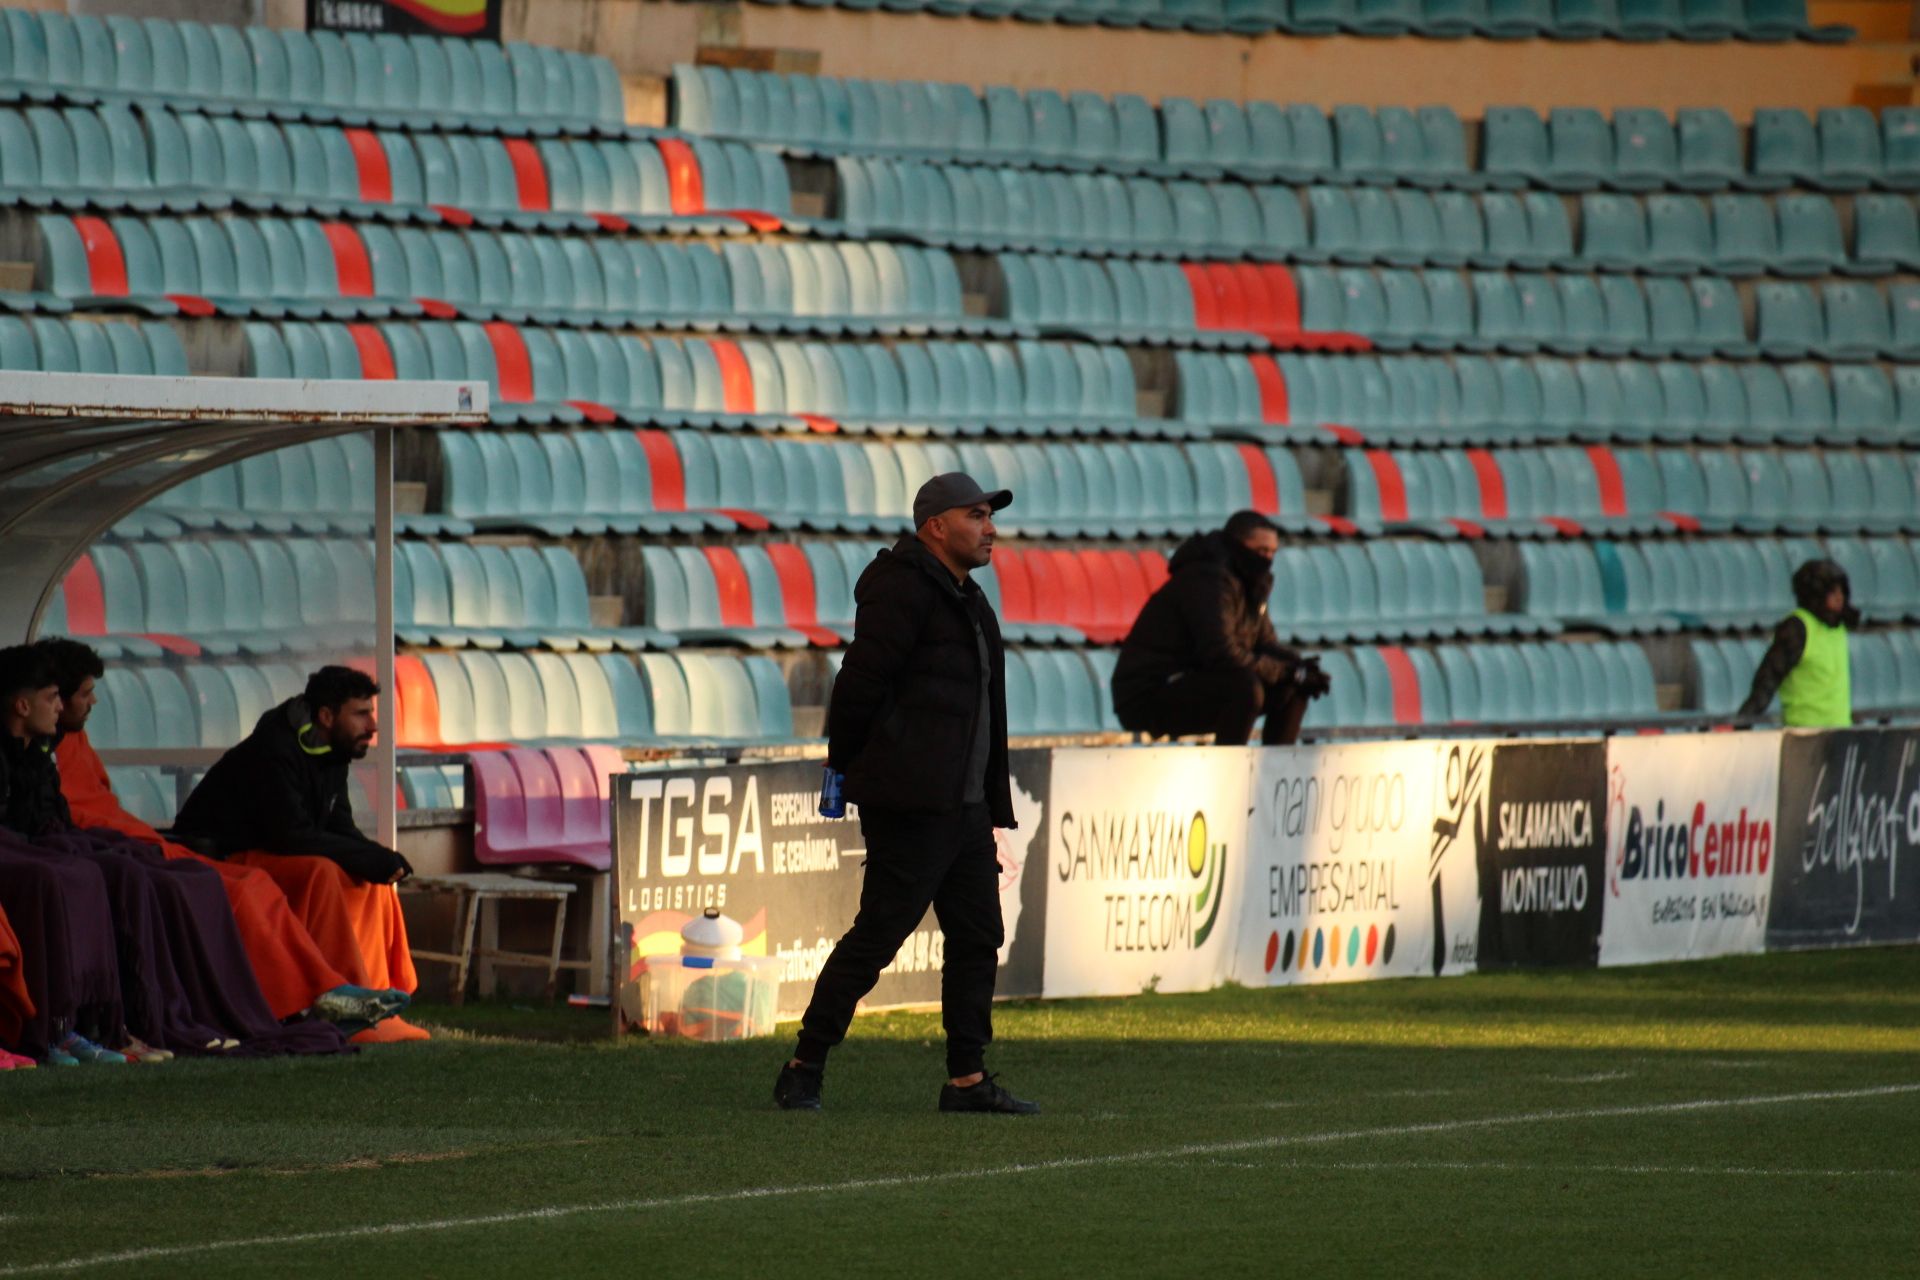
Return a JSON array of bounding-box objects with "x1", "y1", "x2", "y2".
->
[
  {"x1": 170, "y1": 666, "x2": 427, "y2": 1043},
  {"x1": 1110, "y1": 511, "x2": 1330, "y2": 747}
]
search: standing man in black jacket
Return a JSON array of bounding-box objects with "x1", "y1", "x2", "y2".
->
[
  {"x1": 1111, "y1": 511, "x2": 1328, "y2": 746},
  {"x1": 775, "y1": 473, "x2": 1038, "y2": 1115}
]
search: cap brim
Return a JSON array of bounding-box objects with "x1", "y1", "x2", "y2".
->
[{"x1": 985, "y1": 489, "x2": 1013, "y2": 511}]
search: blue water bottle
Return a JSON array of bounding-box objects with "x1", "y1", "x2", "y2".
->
[{"x1": 819, "y1": 765, "x2": 846, "y2": 818}]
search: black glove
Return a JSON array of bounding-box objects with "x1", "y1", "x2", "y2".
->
[
  {"x1": 333, "y1": 844, "x2": 413, "y2": 885},
  {"x1": 1291, "y1": 656, "x2": 1332, "y2": 700}
]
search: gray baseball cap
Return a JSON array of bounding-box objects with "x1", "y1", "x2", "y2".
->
[{"x1": 912, "y1": 472, "x2": 1012, "y2": 528}]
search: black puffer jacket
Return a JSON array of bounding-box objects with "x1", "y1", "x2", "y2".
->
[
  {"x1": 0, "y1": 734, "x2": 71, "y2": 838},
  {"x1": 827, "y1": 536, "x2": 1014, "y2": 826},
  {"x1": 1110, "y1": 531, "x2": 1297, "y2": 712},
  {"x1": 170, "y1": 697, "x2": 408, "y2": 883}
]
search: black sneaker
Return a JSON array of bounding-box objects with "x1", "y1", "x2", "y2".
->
[
  {"x1": 773, "y1": 1060, "x2": 824, "y2": 1111},
  {"x1": 938, "y1": 1073, "x2": 1039, "y2": 1115}
]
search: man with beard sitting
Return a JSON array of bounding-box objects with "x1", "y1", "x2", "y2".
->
[
  {"x1": 170, "y1": 666, "x2": 428, "y2": 1043},
  {"x1": 41, "y1": 639, "x2": 407, "y2": 1039},
  {"x1": 1110, "y1": 511, "x2": 1330, "y2": 747}
]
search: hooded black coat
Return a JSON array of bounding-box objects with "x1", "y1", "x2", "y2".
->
[
  {"x1": 1110, "y1": 530, "x2": 1297, "y2": 714},
  {"x1": 826, "y1": 536, "x2": 1014, "y2": 827},
  {"x1": 170, "y1": 697, "x2": 407, "y2": 884},
  {"x1": 0, "y1": 733, "x2": 71, "y2": 838}
]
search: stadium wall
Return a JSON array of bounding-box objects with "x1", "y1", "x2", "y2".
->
[
  {"x1": 614, "y1": 726, "x2": 1920, "y2": 1026},
  {"x1": 497, "y1": 0, "x2": 1912, "y2": 118}
]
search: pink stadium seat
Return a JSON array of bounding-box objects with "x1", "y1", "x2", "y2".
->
[{"x1": 472, "y1": 748, "x2": 608, "y2": 869}]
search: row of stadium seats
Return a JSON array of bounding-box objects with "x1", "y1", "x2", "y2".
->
[
  {"x1": 49, "y1": 538, "x2": 379, "y2": 658},
  {"x1": 1343, "y1": 443, "x2": 1920, "y2": 534},
  {"x1": 833, "y1": 155, "x2": 1920, "y2": 269},
  {"x1": 82, "y1": 649, "x2": 797, "y2": 752},
  {"x1": 76, "y1": 518, "x2": 1920, "y2": 661},
  {"x1": 0, "y1": 312, "x2": 184, "y2": 374},
  {"x1": 241, "y1": 314, "x2": 1920, "y2": 448},
  {"x1": 682, "y1": 72, "x2": 1886, "y2": 192},
  {"x1": 69, "y1": 622, "x2": 1913, "y2": 759},
  {"x1": 435, "y1": 430, "x2": 1300, "y2": 536},
  {"x1": 36, "y1": 226, "x2": 986, "y2": 334},
  {"x1": 1516, "y1": 534, "x2": 1920, "y2": 632},
  {"x1": 672, "y1": 0, "x2": 1847, "y2": 42},
  {"x1": 434, "y1": 422, "x2": 1920, "y2": 541},
  {"x1": 396, "y1": 650, "x2": 796, "y2": 747},
  {"x1": 1215, "y1": 189, "x2": 1920, "y2": 277},
  {"x1": 1694, "y1": 630, "x2": 1920, "y2": 712},
  {"x1": 0, "y1": 10, "x2": 622, "y2": 134},
  {"x1": 1180, "y1": 350, "x2": 1920, "y2": 446},
  {"x1": 1284, "y1": 270, "x2": 1920, "y2": 362},
  {"x1": 17, "y1": 306, "x2": 1920, "y2": 457},
  {"x1": 254, "y1": 323, "x2": 1160, "y2": 435},
  {"x1": 0, "y1": 106, "x2": 778, "y2": 227},
  {"x1": 1302, "y1": 638, "x2": 1661, "y2": 729},
  {"x1": 142, "y1": 437, "x2": 373, "y2": 531},
  {"x1": 30, "y1": 207, "x2": 1920, "y2": 357}
]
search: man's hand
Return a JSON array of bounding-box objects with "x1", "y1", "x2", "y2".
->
[
  {"x1": 386, "y1": 852, "x2": 415, "y2": 884},
  {"x1": 1292, "y1": 657, "x2": 1332, "y2": 700}
]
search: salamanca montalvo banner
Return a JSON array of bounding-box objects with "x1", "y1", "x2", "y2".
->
[
  {"x1": 1043, "y1": 747, "x2": 1253, "y2": 999},
  {"x1": 1598, "y1": 732, "x2": 1779, "y2": 967}
]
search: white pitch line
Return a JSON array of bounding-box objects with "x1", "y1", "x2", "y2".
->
[
  {"x1": 1179, "y1": 1157, "x2": 1918, "y2": 1178},
  {"x1": 2, "y1": 1082, "x2": 1914, "y2": 1278}
]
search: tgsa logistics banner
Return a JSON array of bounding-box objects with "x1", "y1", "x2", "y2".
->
[
  {"x1": 1044, "y1": 747, "x2": 1252, "y2": 998},
  {"x1": 612, "y1": 751, "x2": 1051, "y2": 1024},
  {"x1": 1768, "y1": 729, "x2": 1920, "y2": 950},
  {"x1": 1599, "y1": 733, "x2": 1779, "y2": 967},
  {"x1": 1235, "y1": 740, "x2": 1487, "y2": 986}
]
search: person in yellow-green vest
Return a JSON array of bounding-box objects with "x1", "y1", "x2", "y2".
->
[{"x1": 1738, "y1": 559, "x2": 1858, "y2": 728}]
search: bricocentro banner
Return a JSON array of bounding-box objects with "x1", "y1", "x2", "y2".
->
[
  {"x1": 612, "y1": 750, "x2": 1051, "y2": 1025},
  {"x1": 1768, "y1": 728, "x2": 1920, "y2": 951},
  {"x1": 1598, "y1": 732, "x2": 1779, "y2": 967},
  {"x1": 1235, "y1": 740, "x2": 1487, "y2": 987}
]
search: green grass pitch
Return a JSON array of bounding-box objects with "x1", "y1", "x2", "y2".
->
[{"x1": 3, "y1": 947, "x2": 1917, "y2": 1278}]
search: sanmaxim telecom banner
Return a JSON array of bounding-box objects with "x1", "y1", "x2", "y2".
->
[
  {"x1": 612, "y1": 751, "x2": 1050, "y2": 1025},
  {"x1": 1044, "y1": 747, "x2": 1252, "y2": 999},
  {"x1": 1768, "y1": 729, "x2": 1920, "y2": 951},
  {"x1": 1599, "y1": 733, "x2": 1778, "y2": 967},
  {"x1": 1236, "y1": 740, "x2": 1486, "y2": 986},
  {"x1": 309, "y1": 0, "x2": 501, "y2": 39}
]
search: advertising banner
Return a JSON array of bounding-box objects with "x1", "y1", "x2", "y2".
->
[
  {"x1": 1472, "y1": 741, "x2": 1608, "y2": 970},
  {"x1": 1598, "y1": 733, "x2": 1778, "y2": 967},
  {"x1": 1237, "y1": 740, "x2": 1486, "y2": 986},
  {"x1": 308, "y1": 0, "x2": 501, "y2": 39},
  {"x1": 1767, "y1": 729, "x2": 1920, "y2": 950},
  {"x1": 613, "y1": 751, "x2": 1050, "y2": 1028},
  {"x1": 1043, "y1": 747, "x2": 1252, "y2": 998}
]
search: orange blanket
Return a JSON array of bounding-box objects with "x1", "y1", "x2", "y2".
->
[
  {"x1": 57, "y1": 732, "x2": 415, "y2": 1008},
  {"x1": 0, "y1": 901, "x2": 32, "y2": 1049}
]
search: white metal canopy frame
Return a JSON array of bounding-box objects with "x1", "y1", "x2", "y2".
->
[{"x1": 0, "y1": 370, "x2": 488, "y2": 845}]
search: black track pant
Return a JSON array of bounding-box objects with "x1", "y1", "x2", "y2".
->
[
  {"x1": 794, "y1": 803, "x2": 1001, "y2": 1078},
  {"x1": 1115, "y1": 667, "x2": 1309, "y2": 746}
]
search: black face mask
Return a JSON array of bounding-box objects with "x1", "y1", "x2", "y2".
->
[{"x1": 1229, "y1": 542, "x2": 1274, "y2": 591}]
